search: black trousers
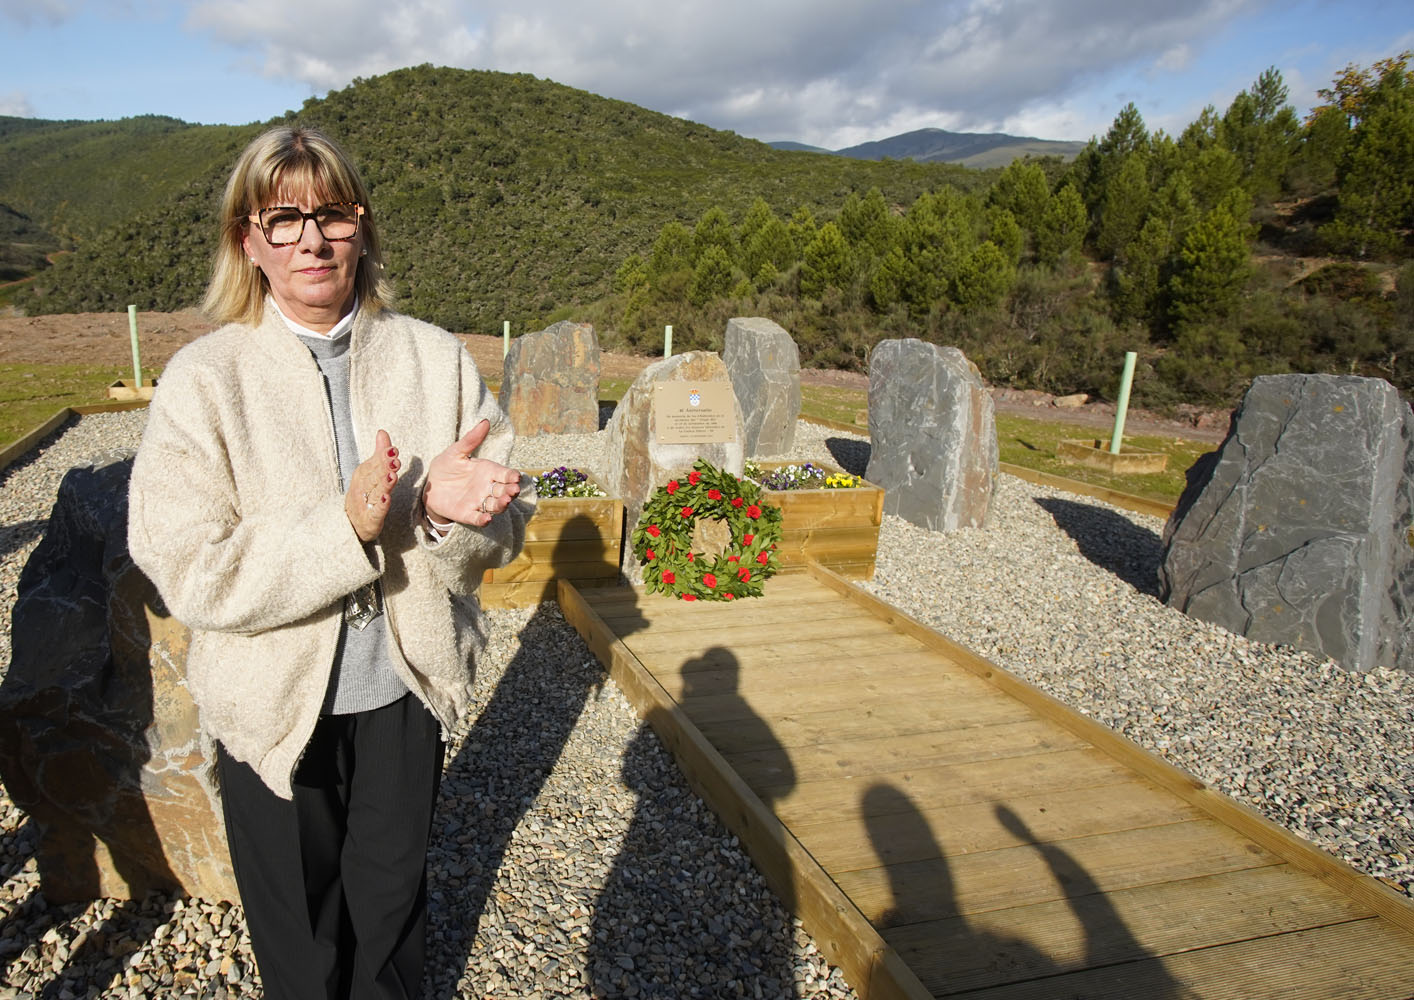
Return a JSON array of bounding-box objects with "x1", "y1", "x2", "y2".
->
[{"x1": 217, "y1": 693, "x2": 445, "y2": 1000}]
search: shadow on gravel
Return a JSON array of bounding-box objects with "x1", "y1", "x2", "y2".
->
[
  {"x1": 864, "y1": 786, "x2": 1187, "y2": 997},
  {"x1": 1034, "y1": 497, "x2": 1164, "y2": 597},
  {"x1": 0, "y1": 518, "x2": 46, "y2": 563},
  {"x1": 825, "y1": 436, "x2": 870, "y2": 477},
  {"x1": 587, "y1": 645, "x2": 800, "y2": 999},
  {"x1": 424, "y1": 517, "x2": 612, "y2": 999}
]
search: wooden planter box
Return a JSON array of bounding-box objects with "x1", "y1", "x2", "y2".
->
[
  {"x1": 1057, "y1": 438, "x2": 1169, "y2": 474},
  {"x1": 106, "y1": 378, "x2": 156, "y2": 401},
  {"x1": 751, "y1": 461, "x2": 884, "y2": 580},
  {"x1": 480, "y1": 472, "x2": 623, "y2": 609}
]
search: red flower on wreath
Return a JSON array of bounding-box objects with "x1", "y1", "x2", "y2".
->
[
  {"x1": 743, "y1": 533, "x2": 754, "y2": 545},
  {"x1": 681, "y1": 505, "x2": 694, "y2": 518},
  {"x1": 737, "y1": 567, "x2": 751, "y2": 582},
  {"x1": 731, "y1": 497, "x2": 743, "y2": 508},
  {"x1": 727, "y1": 555, "x2": 739, "y2": 563},
  {"x1": 666, "y1": 481, "x2": 679, "y2": 494},
  {"x1": 724, "y1": 593, "x2": 735, "y2": 600},
  {"x1": 681, "y1": 594, "x2": 697, "y2": 601},
  {"x1": 688, "y1": 470, "x2": 702, "y2": 485},
  {"x1": 646, "y1": 548, "x2": 656, "y2": 560},
  {"x1": 707, "y1": 488, "x2": 722, "y2": 500},
  {"x1": 703, "y1": 573, "x2": 717, "y2": 588},
  {"x1": 687, "y1": 552, "x2": 695, "y2": 562},
  {"x1": 757, "y1": 551, "x2": 769, "y2": 565},
  {"x1": 662, "y1": 570, "x2": 676, "y2": 584},
  {"x1": 747, "y1": 505, "x2": 761, "y2": 519},
  {"x1": 646, "y1": 524, "x2": 661, "y2": 538}
]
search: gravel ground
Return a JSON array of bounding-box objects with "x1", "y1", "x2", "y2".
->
[{"x1": 1, "y1": 410, "x2": 1411, "y2": 998}]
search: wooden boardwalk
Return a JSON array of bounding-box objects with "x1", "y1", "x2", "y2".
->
[{"x1": 559, "y1": 567, "x2": 1414, "y2": 1000}]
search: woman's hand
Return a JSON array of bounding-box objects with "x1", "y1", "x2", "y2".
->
[
  {"x1": 345, "y1": 429, "x2": 401, "y2": 542},
  {"x1": 423, "y1": 419, "x2": 521, "y2": 529}
]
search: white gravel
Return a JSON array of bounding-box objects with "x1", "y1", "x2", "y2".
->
[{"x1": 0, "y1": 409, "x2": 1410, "y2": 1000}]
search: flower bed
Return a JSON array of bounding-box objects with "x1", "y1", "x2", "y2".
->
[
  {"x1": 746, "y1": 460, "x2": 884, "y2": 580},
  {"x1": 480, "y1": 468, "x2": 623, "y2": 609}
]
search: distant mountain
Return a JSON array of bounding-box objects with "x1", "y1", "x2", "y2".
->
[{"x1": 770, "y1": 127, "x2": 1086, "y2": 169}]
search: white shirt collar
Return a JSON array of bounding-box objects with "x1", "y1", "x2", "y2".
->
[{"x1": 271, "y1": 295, "x2": 359, "y2": 340}]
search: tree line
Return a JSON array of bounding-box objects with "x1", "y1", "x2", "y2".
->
[{"x1": 596, "y1": 58, "x2": 1414, "y2": 408}]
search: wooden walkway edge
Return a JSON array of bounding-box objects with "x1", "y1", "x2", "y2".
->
[{"x1": 557, "y1": 565, "x2": 1414, "y2": 999}]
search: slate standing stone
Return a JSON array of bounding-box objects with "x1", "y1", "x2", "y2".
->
[
  {"x1": 1159, "y1": 373, "x2": 1414, "y2": 673},
  {"x1": 0, "y1": 453, "x2": 236, "y2": 901},
  {"x1": 500, "y1": 320, "x2": 602, "y2": 436},
  {"x1": 864, "y1": 339, "x2": 997, "y2": 531},
  {"x1": 722, "y1": 317, "x2": 801, "y2": 456}
]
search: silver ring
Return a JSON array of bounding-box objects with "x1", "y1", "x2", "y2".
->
[{"x1": 480, "y1": 496, "x2": 492, "y2": 514}]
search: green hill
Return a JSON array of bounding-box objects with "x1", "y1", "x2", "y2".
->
[{"x1": 4, "y1": 66, "x2": 977, "y2": 332}]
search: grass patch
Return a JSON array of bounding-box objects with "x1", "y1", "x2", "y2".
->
[
  {"x1": 0, "y1": 363, "x2": 130, "y2": 449},
  {"x1": 996, "y1": 413, "x2": 1213, "y2": 503}
]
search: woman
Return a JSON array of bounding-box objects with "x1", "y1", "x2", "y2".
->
[{"x1": 127, "y1": 125, "x2": 533, "y2": 999}]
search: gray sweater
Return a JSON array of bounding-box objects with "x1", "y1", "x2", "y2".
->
[{"x1": 296, "y1": 327, "x2": 409, "y2": 715}]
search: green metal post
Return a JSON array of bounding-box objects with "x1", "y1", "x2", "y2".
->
[
  {"x1": 664, "y1": 324, "x2": 673, "y2": 359},
  {"x1": 128, "y1": 304, "x2": 143, "y2": 389},
  {"x1": 503, "y1": 320, "x2": 510, "y2": 358},
  {"x1": 1109, "y1": 351, "x2": 1137, "y2": 454}
]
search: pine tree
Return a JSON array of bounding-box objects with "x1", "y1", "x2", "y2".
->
[
  {"x1": 800, "y1": 222, "x2": 851, "y2": 298},
  {"x1": 1036, "y1": 186, "x2": 1087, "y2": 266},
  {"x1": 688, "y1": 244, "x2": 734, "y2": 305},
  {"x1": 1168, "y1": 196, "x2": 1252, "y2": 326},
  {"x1": 1323, "y1": 60, "x2": 1414, "y2": 258},
  {"x1": 1096, "y1": 153, "x2": 1151, "y2": 261}
]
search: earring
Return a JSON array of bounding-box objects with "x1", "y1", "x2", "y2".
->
[
  {"x1": 359, "y1": 248, "x2": 368, "y2": 257},
  {"x1": 248, "y1": 258, "x2": 257, "y2": 265}
]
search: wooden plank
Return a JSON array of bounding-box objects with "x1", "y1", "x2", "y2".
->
[
  {"x1": 0, "y1": 407, "x2": 72, "y2": 474},
  {"x1": 640, "y1": 636, "x2": 951, "y2": 695},
  {"x1": 480, "y1": 540, "x2": 620, "y2": 583},
  {"x1": 887, "y1": 864, "x2": 1375, "y2": 996},
  {"x1": 764, "y1": 748, "x2": 1137, "y2": 828},
  {"x1": 835, "y1": 819, "x2": 1278, "y2": 926},
  {"x1": 807, "y1": 562, "x2": 1414, "y2": 936},
  {"x1": 556, "y1": 580, "x2": 933, "y2": 1000},
  {"x1": 998, "y1": 461, "x2": 1176, "y2": 520},
  {"x1": 791, "y1": 780, "x2": 1203, "y2": 872},
  {"x1": 679, "y1": 667, "x2": 999, "y2": 726},
  {"x1": 723, "y1": 719, "x2": 1088, "y2": 787},
  {"x1": 612, "y1": 605, "x2": 887, "y2": 646},
  {"x1": 695, "y1": 694, "x2": 1038, "y2": 753},
  {"x1": 947, "y1": 918, "x2": 1414, "y2": 1000}
]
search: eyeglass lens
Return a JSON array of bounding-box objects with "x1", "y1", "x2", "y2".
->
[{"x1": 259, "y1": 204, "x2": 360, "y2": 245}]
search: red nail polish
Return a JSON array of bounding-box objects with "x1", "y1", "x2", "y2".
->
[
  {"x1": 387, "y1": 473, "x2": 395, "y2": 483},
  {"x1": 387, "y1": 448, "x2": 396, "y2": 457}
]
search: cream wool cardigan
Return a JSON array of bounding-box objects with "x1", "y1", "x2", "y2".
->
[{"x1": 128, "y1": 304, "x2": 534, "y2": 798}]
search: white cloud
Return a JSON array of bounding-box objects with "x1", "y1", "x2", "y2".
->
[
  {"x1": 181, "y1": 0, "x2": 1269, "y2": 144},
  {"x1": 0, "y1": 0, "x2": 69, "y2": 25},
  {"x1": 0, "y1": 90, "x2": 36, "y2": 117}
]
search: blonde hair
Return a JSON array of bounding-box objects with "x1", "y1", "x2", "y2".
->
[{"x1": 203, "y1": 126, "x2": 392, "y2": 326}]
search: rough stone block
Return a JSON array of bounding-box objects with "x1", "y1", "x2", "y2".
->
[
  {"x1": 722, "y1": 317, "x2": 801, "y2": 456},
  {"x1": 604, "y1": 352, "x2": 746, "y2": 585},
  {"x1": 499, "y1": 320, "x2": 601, "y2": 436},
  {"x1": 1159, "y1": 374, "x2": 1414, "y2": 673},
  {"x1": 0, "y1": 453, "x2": 236, "y2": 901},
  {"x1": 864, "y1": 339, "x2": 997, "y2": 531}
]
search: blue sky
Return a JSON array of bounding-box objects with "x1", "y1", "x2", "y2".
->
[{"x1": 3, "y1": 0, "x2": 1411, "y2": 149}]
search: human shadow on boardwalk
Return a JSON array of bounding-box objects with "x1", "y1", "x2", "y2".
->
[
  {"x1": 423, "y1": 515, "x2": 615, "y2": 999},
  {"x1": 587, "y1": 643, "x2": 802, "y2": 998},
  {"x1": 863, "y1": 784, "x2": 1190, "y2": 998},
  {"x1": 1034, "y1": 496, "x2": 1164, "y2": 596}
]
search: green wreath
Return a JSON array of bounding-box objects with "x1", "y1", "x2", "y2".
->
[{"x1": 631, "y1": 458, "x2": 783, "y2": 601}]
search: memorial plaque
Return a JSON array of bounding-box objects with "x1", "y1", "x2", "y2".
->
[{"x1": 652, "y1": 381, "x2": 737, "y2": 445}]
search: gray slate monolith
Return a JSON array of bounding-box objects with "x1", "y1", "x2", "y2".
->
[
  {"x1": 1159, "y1": 374, "x2": 1414, "y2": 673},
  {"x1": 0, "y1": 453, "x2": 236, "y2": 902},
  {"x1": 722, "y1": 317, "x2": 800, "y2": 456},
  {"x1": 864, "y1": 339, "x2": 998, "y2": 531},
  {"x1": 499, "y1": 320, "x2": 601, "y2": 436},
  {"x1": 604, "y1": 351, "x2": 746, "y2": 586}
]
